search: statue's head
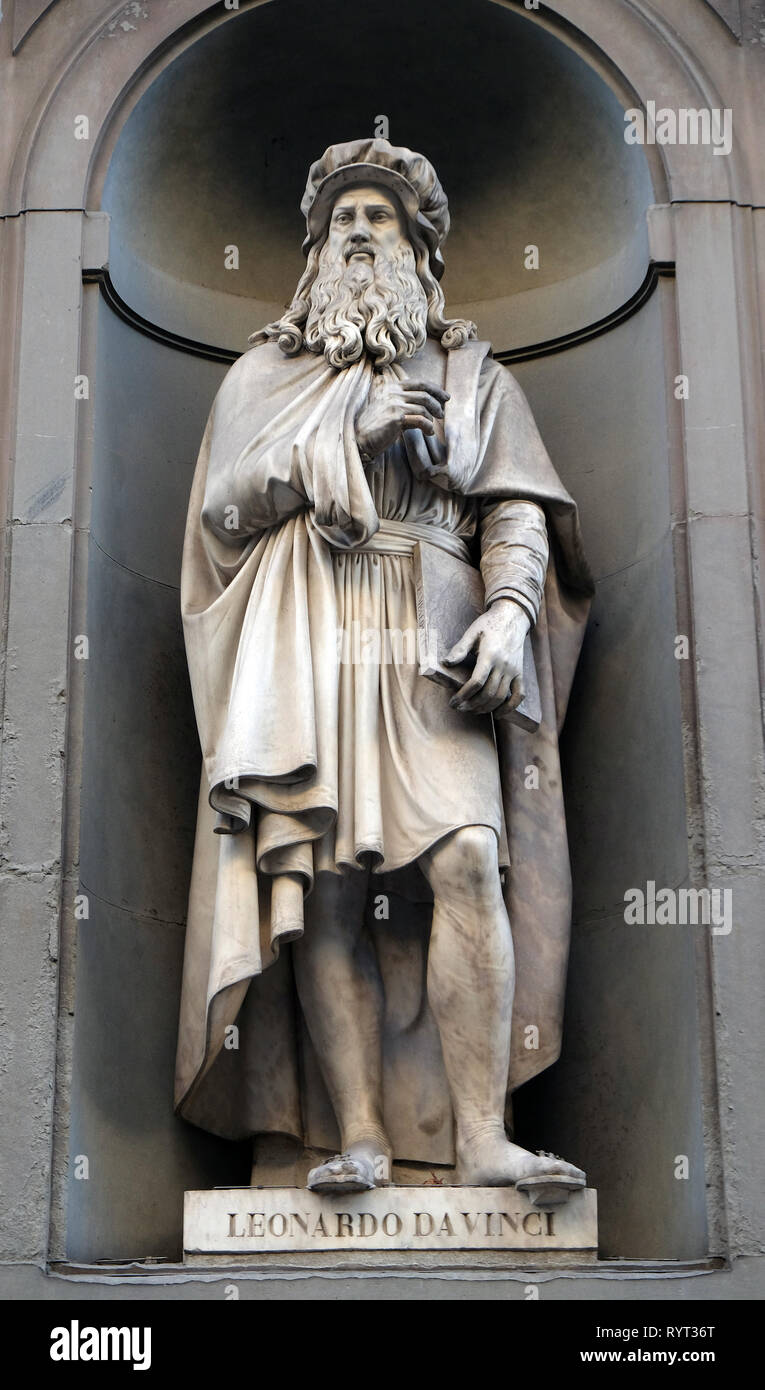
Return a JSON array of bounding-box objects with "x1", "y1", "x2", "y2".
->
[{"x1": 252, "y1": 138, "x2": 476, "y2": 368}]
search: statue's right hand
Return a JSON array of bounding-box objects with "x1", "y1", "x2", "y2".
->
[{"x1": 355, "y1": 379, "x2": 449, "y2": 463}]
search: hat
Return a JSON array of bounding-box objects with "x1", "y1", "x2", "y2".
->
[{"x1": 300, "y1": 138, "x2": 450, "y2": 279}]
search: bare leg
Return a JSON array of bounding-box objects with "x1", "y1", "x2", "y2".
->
[
  {"x1": 420, "y1": 826, "x2": 585, "y2": 1189},
  {"x1": 292, "y1": 868, "x2": 392, "y2": 1188}
]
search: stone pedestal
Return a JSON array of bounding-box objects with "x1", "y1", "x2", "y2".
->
[{"x1": 183, "y1": 1185, "x2": 598, "y2": 1263}]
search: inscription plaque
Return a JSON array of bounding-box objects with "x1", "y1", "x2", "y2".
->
[{"x1": 184, "y1": 1186, "x2": 598, "y2": 1258}]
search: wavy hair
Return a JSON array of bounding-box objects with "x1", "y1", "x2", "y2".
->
[{"x1": 250, "y1": 225, "x2": 476, "y2": 359}]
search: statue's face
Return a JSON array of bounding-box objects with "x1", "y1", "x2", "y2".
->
[
  {"x1": 326, "y1": 184, "x2": 407, "y2": 266},
  {"x1": 304, "y1": 182, "x2": 428, "y2": 367}
]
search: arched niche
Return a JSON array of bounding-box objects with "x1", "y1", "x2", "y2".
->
[
  {"x1": 59, "y1": 0, "x2": 711, "y2": 1264},
  {"x1": 99, "y1": 0, "x2": 658, "y2": 354}
]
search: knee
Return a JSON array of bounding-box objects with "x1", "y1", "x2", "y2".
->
[
  {"x1": 426, "y1": 826, "x2": 502, "y2": 901},
  {"x1": 447, "y1": 825, "x2": 498, "y2": 872}
]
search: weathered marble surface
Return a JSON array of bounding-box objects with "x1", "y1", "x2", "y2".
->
[
  {"x1": 176, "y1": 141, "x2": 592, "y2": 1208},
  {"x1": 184, "y1": 1186, "x2": 597, "y2": 1256}
]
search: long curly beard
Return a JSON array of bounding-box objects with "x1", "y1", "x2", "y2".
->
[{"x1": 304, "y1": 239, "x2": 428, "y2": 369}]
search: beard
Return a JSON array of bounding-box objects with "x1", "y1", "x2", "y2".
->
[{"x1": 303, "y1": 238, "x2": 429, "y2": 369}]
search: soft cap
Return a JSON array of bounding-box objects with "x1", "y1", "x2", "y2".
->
[{"x1": 301, "y1": 138, "x2": 450, "y2": 279}]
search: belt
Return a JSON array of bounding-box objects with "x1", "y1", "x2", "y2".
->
[{"x1": 330, "y1": 517, "x2": 471, "y2": 563}]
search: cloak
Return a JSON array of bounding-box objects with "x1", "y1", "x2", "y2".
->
[{"x1": 174, "y1": 336, "x2": 593, "y2": 1163}]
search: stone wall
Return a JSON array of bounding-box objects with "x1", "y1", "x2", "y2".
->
[{"x1": 1, "y1": 0, "x2": 763, "y2": 1297}]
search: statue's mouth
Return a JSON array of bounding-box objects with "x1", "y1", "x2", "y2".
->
[{"x1": 346, "y1": 245, "x2": 375, "y2": 262}]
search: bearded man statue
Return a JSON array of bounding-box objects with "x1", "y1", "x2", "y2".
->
[{"x1": 175, "y1": 139, "x2": 594, "y2": 1202}]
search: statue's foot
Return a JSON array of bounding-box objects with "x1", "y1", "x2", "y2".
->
[
  {"x1": 306, "y1": 1152, "x2": 375, "y2": 1194},
  {"x1": 457, "y1": 1128, "x2": 585, "y2": 1208},
  {"x1": 306, "y1": 1137, "x2": 390, "y2": 1195}
]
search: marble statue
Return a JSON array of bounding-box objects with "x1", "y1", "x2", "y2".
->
[{"x1": 174, "y1": 139, "x2": 594, "y2": 1204}]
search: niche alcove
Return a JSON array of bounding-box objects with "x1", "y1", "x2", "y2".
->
[{"x1": 67, "y1": 0, "x2": 707, "y2": 1264}]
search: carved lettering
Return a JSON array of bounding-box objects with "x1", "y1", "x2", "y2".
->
[{"x1": 205, "y1": 1188, "x2": 593, "y2": 1252}]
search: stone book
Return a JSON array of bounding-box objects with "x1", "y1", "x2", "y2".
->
[{"x1": 412, "y1": 540, "x2": 542, "y2": 733}]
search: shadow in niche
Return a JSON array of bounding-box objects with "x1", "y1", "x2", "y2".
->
[
  {"x1": 102, "y1": 0, "x2": 656, "y2": 350},
  {"x1": 67, "y1": 0, "x2": 706, "y2": 1264},
  {"x1": 67, "y1": 311, "x2": 250, "y2": 1264},
  {"x1": 511, "y1": 308, "x2": 708, "y2": 1261}
]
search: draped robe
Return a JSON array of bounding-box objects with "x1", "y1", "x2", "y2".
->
[{"x1": 174, "y1": 335, "x2": 593, "y2": 1163}]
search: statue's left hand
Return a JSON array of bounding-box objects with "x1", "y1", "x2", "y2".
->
[{"x1": 445, "y1": 599, "x2": 530, "y2": 714}]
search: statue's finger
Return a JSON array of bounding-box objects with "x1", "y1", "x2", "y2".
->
[
  {"x1": 452, "y1": 657, "x2": 492, "y2": 706},
  {"x1": 400, "y1": 379, "x2": 450, "y2": 402},
  {"x1": 506, "y1": 675, "x2": 526, "y2": 710},
  {"x1": 492, "y1": 672, "x2": 513, "y2": 705},
  {"x1": 483, "y1": 669, "x2": 505, "y2": 700},
  {"x1": 401, "y1": 413, "x2": 435, "y2": 434},
  {"x1": 469, "y1": 670, "x2": 511, "y2": 714},
  {"x1": 445, "y1": 623, "x2": 480, "y2": 665},
  {"x1": 400, "y1": 390, "x2": 445, "y2": 417}
]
